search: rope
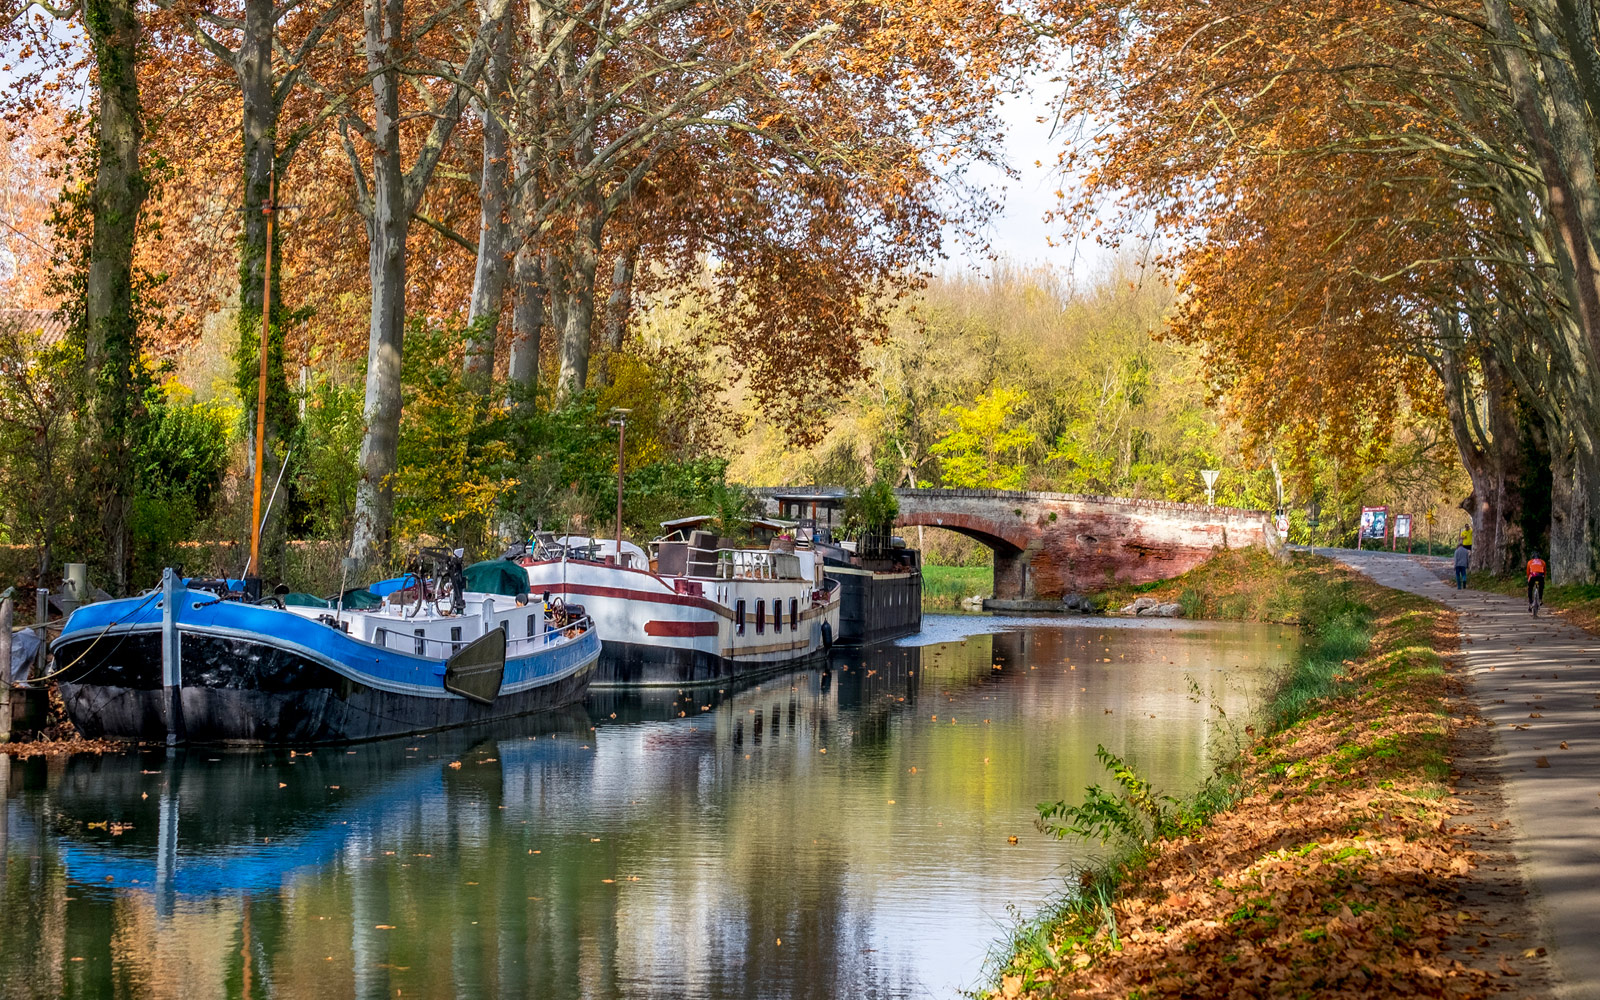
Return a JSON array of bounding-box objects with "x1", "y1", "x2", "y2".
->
[{"x1": 22, "y1": 590, "x2": 162, "y2": 686}]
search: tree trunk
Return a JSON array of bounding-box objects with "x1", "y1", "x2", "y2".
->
[
  {"x1": 507, "y1": 243, "x2": 543, "y2": 389},
  {"x1": 602, "y1": 242, "x2": 637, "y2": 353},
  {"x1": 463, "y1": 8, "x2": 511, "y2": 380},
  {"x1": 351, "y1": 0, "x2": 407, "y2": 572},
  {"x1": 555, "y1": 207, "x2": 603, "y2": 398},
  {"x1": 83, "y1": 0, "x2": 148, "y2": 596}
]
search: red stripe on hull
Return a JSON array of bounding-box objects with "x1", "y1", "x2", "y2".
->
[{"x1": 643, "y1": 620, "x2": 720, "y2": 638}]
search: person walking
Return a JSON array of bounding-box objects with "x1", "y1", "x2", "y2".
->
[
  {"x1": 1527, "y1": 552, "x2": 1548, "y2": 612},
  {"x1": 1453, "y1": 542, "x2": 1471, "y2": 589}
]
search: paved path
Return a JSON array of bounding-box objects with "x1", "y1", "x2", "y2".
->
[{"x1": 1312, "y1": 547, "x2": 1598, "y2": 998}]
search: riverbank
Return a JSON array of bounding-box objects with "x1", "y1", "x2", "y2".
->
[
  {"x1": 990, "y1": 552, "x2": 1549, "y2": 998},
  {"x1": 923, "y1": 563, "x2": 993, "y2": 610}
]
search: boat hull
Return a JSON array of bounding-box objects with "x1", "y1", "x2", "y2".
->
[
  {"x1": 52, "y1": 593, "x2": 600, "y2": 745},
  {"x1": 596, "y1": 638, "x2": 827, "y2": 687},
  {"x1": 826, "y1": 565, "x2": 922, "y2": 645}
]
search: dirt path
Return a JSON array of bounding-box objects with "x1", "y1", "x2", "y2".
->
[{"x1": 1315, "y1": 546, "x2": 1598, "y2": 998}]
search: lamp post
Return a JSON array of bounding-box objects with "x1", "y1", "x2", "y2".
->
[
  {"x1": 1201, "y1": 469, "x2": 1220, "y2": 507},
  {"x1": 608, "y1": 408, "x2": 631, "y2": 566}
]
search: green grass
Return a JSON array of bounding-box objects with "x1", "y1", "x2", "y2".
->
[
  {"x1": 1268, "y1": 578, "x2": 1374, "y2": 728},
  {"x1": 922, "y1": 563, "x2": 993, "y2": 610}
]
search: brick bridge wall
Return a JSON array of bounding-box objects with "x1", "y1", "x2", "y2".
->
[{"x1": 757, "y1": 488, "x2": 1278, "y2": 600}]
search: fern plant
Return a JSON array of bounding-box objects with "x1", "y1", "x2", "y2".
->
[{"x1": 1037, "y1": 746, "x2": 1189, "y2": 847}]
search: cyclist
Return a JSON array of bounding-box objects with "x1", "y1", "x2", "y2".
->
[{"x1": 1527, "y1": 552, "x2": 1548, "y2": 613}]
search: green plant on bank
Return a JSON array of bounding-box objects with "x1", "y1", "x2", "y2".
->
[{"x1": 1037, "y1": 746, "x2": 1210, "y2": 848}]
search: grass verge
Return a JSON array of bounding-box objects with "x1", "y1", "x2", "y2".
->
[
  {"x1": 923, "y1": 564, "x2": 993, "y2": 611},
  {"x1": 1094, "y1": 547, "x2": 1307, "y2": 622},
  {"x1": 987, "y1": 552, "x2": 1511, "y2": 998}
]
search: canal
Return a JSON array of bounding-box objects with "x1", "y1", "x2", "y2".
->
[{"x1": 0, "y1": 615, "x2": 1297, "y2": 999}]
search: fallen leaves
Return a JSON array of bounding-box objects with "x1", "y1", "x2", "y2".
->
[{"x1": 994, "y1": 567, "x2": 1528, "y2": 1000}]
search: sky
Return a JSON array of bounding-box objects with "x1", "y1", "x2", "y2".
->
[{"x1": 945, "y1": 81, "x2": 1109, "y2": 280}]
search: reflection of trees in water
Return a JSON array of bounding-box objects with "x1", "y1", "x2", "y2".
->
[{"x1": 0, "y1": 623, "x2": 1296, "y2": 999}]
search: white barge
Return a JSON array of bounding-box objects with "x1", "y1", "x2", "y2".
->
[{"x1": 517, "y1": 523, "x2": 840, "y2": 687}]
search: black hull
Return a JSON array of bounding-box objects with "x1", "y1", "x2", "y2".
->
[
  {"x1": 829, "y1": 569, "x2": 922, "y2": 645},
  {"x1": 593, "y1": 639, "x2": 825, "y2": 688},
  {"x1": 56, "y1": 630, "x2": 596, "y2": 746}
]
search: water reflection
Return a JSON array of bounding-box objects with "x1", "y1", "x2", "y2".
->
[{"x1": 0, "y1": 618, "x2": 1296, "y2": 999}]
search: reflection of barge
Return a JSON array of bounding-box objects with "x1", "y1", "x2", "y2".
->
[
  {"x1": 518, "y1": 522, "x2": 841, "y2": 688},
  {"x1": 772, "y1": 492, "x2": 921, "y2": 645}
]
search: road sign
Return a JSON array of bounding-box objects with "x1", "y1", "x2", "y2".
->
[{"x1": 1201, "y1": 469, "x2": 1220, "y2": 506}]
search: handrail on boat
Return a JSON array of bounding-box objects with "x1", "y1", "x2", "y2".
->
[{"x1": 370, "y1": 615, "x2": 593, "y2": 659}]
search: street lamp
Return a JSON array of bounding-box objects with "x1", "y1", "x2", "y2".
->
[
  {"x1": 1201, "y1": 469, "x2": 1220, "y2": 507},
  {"x1": 608, "y1": 408, "x2": 631, "y2": 566}
]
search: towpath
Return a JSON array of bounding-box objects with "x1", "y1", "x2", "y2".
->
[{"x1": 1313, "y1": 546, "x2": 1598, "y2": 998}]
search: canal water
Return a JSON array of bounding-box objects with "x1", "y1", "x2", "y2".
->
[{"x1": 0, "y1": 615, "x2": 1296, "y2": 999}]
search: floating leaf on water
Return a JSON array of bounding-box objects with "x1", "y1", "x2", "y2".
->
[
  {"x1": 374, "y1": 925, "x2": 396, "y2": 930},
  {"x1": 448, "y1": 761, "x2": 462, "y2": 769}
]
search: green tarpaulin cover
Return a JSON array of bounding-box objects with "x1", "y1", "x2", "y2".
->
[
  {"x1": 338, "y1": 588, "x2": 383, "y2": 609},
  {"x1": 283, "y1": 592, "x2": 330, "y2": 608},
  {"x1": 463, "y1": 559, "x2": 528, "y2": 597}
]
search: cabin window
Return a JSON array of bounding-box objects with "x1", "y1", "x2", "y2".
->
[
  {"x1": 500, "y1": 619, "x2": 510, "y2": 638},
  {"x1": 736, "y1": 600, "x2": 746, "y2": 636},
  {"x1": 451, "y1": 626, "x2": 462, "y2": 645},
  {"x1": 756, "y1": 601, "x2": 766, "y2": 635},
  {"x1": 791, "y1": 598, "x2": 799, "y2": 624},
  {"x1": 773, "y1": 599, "x2": 783, "y2": 633},
  {"x1": 414, "y1": 628, "x2": 426, "y2": 655},
  {"x1": 527, "y1": 614, "x2": 538, "y2": 638}
]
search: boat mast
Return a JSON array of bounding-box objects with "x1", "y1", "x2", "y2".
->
[{"x1": 247, "y1": 166, "x2": 276, "y2": 589}]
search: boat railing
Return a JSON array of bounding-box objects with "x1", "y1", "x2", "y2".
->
[
  {"x1": 370, "y1": 615, "x2": 592, "y2": 659},
  {"x1": 705, "y1": 548, "x2": 803, "y2": 581}
]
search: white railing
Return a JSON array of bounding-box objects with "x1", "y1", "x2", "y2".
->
[{"x1": 370, "y1": 616, "x2": 591, "y2": 659}]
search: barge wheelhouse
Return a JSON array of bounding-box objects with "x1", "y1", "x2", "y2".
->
[{"x1": 771, "y1": 491, "x2": 922, "y2": 645}]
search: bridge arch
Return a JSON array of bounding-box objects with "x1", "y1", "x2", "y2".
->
[
  {"x1": 896, "y1": 512, "x2": 1036, "y2": 599},
  {"x1": 895, "y1": 512, "x2": 1031, "y2": 553}
]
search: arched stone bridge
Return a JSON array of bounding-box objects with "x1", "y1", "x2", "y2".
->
[{"x1": 758, "y1": 487, "x2": 1278, "y2": 601}]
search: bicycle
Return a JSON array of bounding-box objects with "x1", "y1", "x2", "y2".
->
[{"x1": 1530, "y1": 578, "x2": 1545, "y2": 617}]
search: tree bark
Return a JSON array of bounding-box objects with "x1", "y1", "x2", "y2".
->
[
  {"x1": 507, "y1": 242, "x2": 543, "y2": 389},
  {"x1": 555, "y1": 206, "x2": 603, "y2": 398},
  {"x1": 350, "y1": 0, "x2": 407, "y2": 571},
  {"x1": 464, "y1": 7, "x2": 511, "y2": 380},
  {"x1": 1440, "y1": 349, "x2": 1522, "y2": 574},
  {"x1": 602, "y1": 242, "x2": 637, "y2": 354},
  {"x1": 83, "y1": 0, "x2": 148, "y2": 595}
]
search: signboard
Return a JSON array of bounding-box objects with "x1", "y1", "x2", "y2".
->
[
  {"x1": 1394, "y1": 514, "x2": 1412, "y2": 539},
  {"x1": 1359, "y1": 506, "x2": 1389, "y2": 541},
  {"x1": 1274, "y1": 512, "x2": 1289, "y2": 541}
]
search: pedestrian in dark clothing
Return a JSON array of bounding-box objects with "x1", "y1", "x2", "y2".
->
[{"x1": 1453, "y1": 544, "x2": 1470, "y2": 589}]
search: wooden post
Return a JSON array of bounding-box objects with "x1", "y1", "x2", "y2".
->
[
  {"x1": 0, "y1": 592, "x2": 12, "y2": 744},
  {"x1": 161, "y1": 568, "x2": 184, "y2": 744},
  {"x1": 34, "y1": 588, "x2": 46, "y2": 680}
]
